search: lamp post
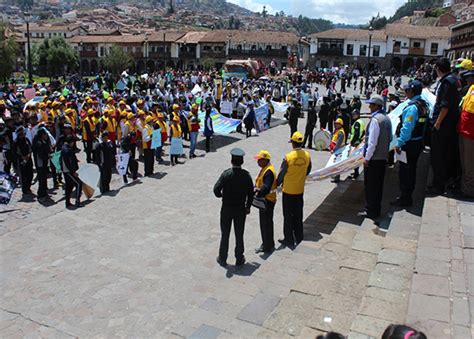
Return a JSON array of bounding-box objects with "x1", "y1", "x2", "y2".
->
[
  {"x1": 389, "y1": 39, "x2": 395, "y2": 86},
  {"x1": 227, "y1": 33, "x2": 231, "y2": 59},
  {"x1": 144, "y1": 34, "x2": 149, "y2": 72},
  {"x1": 24, "y1": 12, "x2": 33, "y2": 83},
  {"x1": 79, "y1": 40, "x2": 83, "y2": 76},
  {"x1": 163, "y1": 32, "x2": 167, "y2": 71},
  {"x1": 365, "y1": 26, "x2": 373, "y2": 92}
]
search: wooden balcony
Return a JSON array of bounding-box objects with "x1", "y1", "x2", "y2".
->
[
  {"x1": 80, "y1": 50, "x2": 98, "y2": 58},
  {"x1": 317, "y1": 47, "x2": 344, "y2": 56},
  {"x1": 409, "y1": 47, "x2": 425, "y2": 56},
  {"x1": 200, "y1": 50, "x2": 226, "y2": 59},
  {"x1": 148, "y1": 52, "x2": 171, "y2": 59},
  {"x1": 228, "y1": 49, "x2": 288, "y2": 58}
]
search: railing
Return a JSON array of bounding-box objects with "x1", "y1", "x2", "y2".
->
[
  {"x1": 317, "y1": 47, "x2": 344, "y2": 56},
  {"x1": 80, "y1": 50, "x2": 98, "y2": 58},
  {"x1": 179, "y1": 51, "x2": 197, "y2": 58},
  {"x1": 200, "y1": 50, "x2": 226, "y2": 58},
  {"x1": 148, "y1": 52, "x2": 171, "y2": 59},
  {"x1": 409, "y1": 47, "x2": 425, "y2": 56}
]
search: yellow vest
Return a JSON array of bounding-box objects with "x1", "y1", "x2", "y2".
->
[
  {"x1": 104, "y1": 116, "x2": 117, "y2": 133},
  {"x1": 142, "y1": 125, "x2": 153, "y2": 149},
  {"x1": 282, "y1": 149, "x2": 311, "y2": 195},
  {"x1": 170, "y1": 124, "x2": 182, "y2": 138},
  {"x1": 256, "y1": 164, "x2": 277, "y2": 202},
  {"x1": 331, "y1": 128, "x2": 346, "y2": 145}
]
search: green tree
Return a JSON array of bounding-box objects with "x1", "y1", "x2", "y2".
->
[
  {"x1": 103, "y1": 45, "x2": 132, "y2": 77},
  {"x1": 0, "y1": 25, "x2": 19, "y2": 82},
  {"x1": 34, "y1": 37, "x2": 78, "y2": 78},
  {"x1": 228, "y1": 15, "x2": 235, "y2": 29},
  {"x1": 369, "y1": 13, "x2": 388, "y2": 29}
]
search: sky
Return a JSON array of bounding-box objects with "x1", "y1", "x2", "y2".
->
[{"x1": 227, "y1": 0, "x2": 408, "y2": 25}]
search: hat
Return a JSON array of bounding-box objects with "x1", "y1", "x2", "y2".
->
[
  {"x1": 106, "y1": 96, "x2": 114, "y2": 102},
  {"x1": 403, "y1": 79, "x2": 423, "y2": 92},
  {"x1": 145, "y1": 115, "x2": 153, "y2": 123},
  {"x1": 87, "y1": 108, "x2": 94, "y2": 115},
  {"x1": 365, "y1": 95, "x2": 384, "y2": 106},
  {"x1": 172, "y1": 104, "x2": 180, "y2": 111},
  {"x1": 230, "y1": 148, "x2": 245, "y2": 158},
  {"x1": 335, "y1": 118, "x2": 343, "y2": 125},
  {"x1": 15, "y1": 126, "x2": 25, "y2": 134},
  {"x1": 389, "y1": 100, "x2": 399, "y2": 107},
  {"x1": 291, "y1": 131, "x2": 304, "y2": 143},
  {"x1": 254, "y1": 150, "x2": 271, "y2": 160},
  {"x1": 455, "y1": 59, "x2": 473, "y2": 71},
  {"x1": 101, "y1": 131, "x2": 109, "y2": 137},
  {"x1": 119, "y1": 100, "x2": 126, "y2": 105},
  {"x1": 127, "y1": 113, "x2": 135, "y2": 120}
]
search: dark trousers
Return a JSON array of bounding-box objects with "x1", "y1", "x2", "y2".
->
[
  {"x1": 205, "y1": 136, "x2": 211, "y2": 152},
  {"x1": 259, "y1": 200, "x2": 275, "y2": 251},
  {"x1": 37, "y1": 167, "x2": 48, "y2": 198},
  {"x1": 303, "y1": 125, "x2": 315, "y2": 148},
  {"x1": 219, "y1": 206, "x2": 246, "y2": 262},
  {"x1": 84, "y1": 140, "x2": 93, "y2": 163},
  {"x1": 320, "y1": 118, "x2": 328, "y2": 130},
  {"x1": 19, "y1": 159, "x2": 33, "y2": 194},
  {"x1": 399, "y1": 140, "x2": 423, "y2": 202},
  {"x1": 100, "y1": 166, "x2": 112, "y2": 193},
  {"x1": 290, "y1": 122, "x2": 297, "y2": 137},
  {"x1": 143, "y1": 148, "x2": 154, "y2": 176},
  {"x1": 430, "y1": 128, "x2": 460, "y2": 191},
  {"x1": 64, "y1": 172, "x2": 82, "y2": 203},
  {"x1": 364, "y1": 159, "x2": 387, "y2": 217},
  {"x1": 282, "y1": 193, "x2": 304, "y2": 245}
]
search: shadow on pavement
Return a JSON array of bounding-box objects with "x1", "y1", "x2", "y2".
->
[
  {"x1": 225, "y1": 261, "x2": 261, "y2": 278},
  {"x1": 196, "y1": 134, "x2": 241, "y2": 152}
]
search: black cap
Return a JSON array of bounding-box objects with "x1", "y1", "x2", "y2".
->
[
  {"x1": 403, "y1": 80, "x2": 423, "y2": 92},
  {"x1": 230, "y1": 148, "x2": 245, "y2": 158}
]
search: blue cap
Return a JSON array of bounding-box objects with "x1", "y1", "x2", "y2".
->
[{"x1": 403, "y1": 80, "x2": 423, "y2": 91}]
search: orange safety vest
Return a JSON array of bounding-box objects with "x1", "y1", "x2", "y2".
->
[
  {"x1": 142, "y1": 124, "x2": 153, "y2": 149},
  {"x1": 170, "y1": 124, "x2": 182, "y2": 138},
  {"x1": 255, "y1": 164, "x2": 277, "y2": 202}
]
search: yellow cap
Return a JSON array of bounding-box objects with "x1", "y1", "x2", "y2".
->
[
  {"x1": 335, "y1": 118, "x2": 344, "y2": 125},
  {"x1": 52, "y1": 101, "x2": 60, "y2": 107},
  {"x1": 106, "y1": 96, "x2": 114, "y2": 102},
  {"x1": 59, "y1": 96, "x2": 66, "y2": 101},
  {"x1": 172, "y1": 104, "x2": 180, "y2": 111},
  {"x1": 119, "y1": 100, "x2": 126, "y2": 105},
  {"x1": 291, "y1": 131, "x2": 303, "y2": 143},
  {"x1": 145, "y1": 115, "x2": 153, "y2": 123},
  {"x1": 254, "y1": 150, "x2": 271, "y2": 160},
  {"x1": 87, "y1": 108, "x2": 94, "y2": 115},
  {"x1": 127, "y1": 113, "x2": 135, "y2": 120},
  {"x1": 456, "y1": 59, "x2": 473, "y2": 71}
]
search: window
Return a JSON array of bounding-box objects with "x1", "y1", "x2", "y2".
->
[
  {"x1": 237, "y1": 44, "x2": 242, "y2": 50},
  {"x1": 413, "y1": 41, "x2": 421, "y2": 48},
  {"x1": 281, "y1": 45, "x2": 287, "y2": 50},
  {"x1": 346, "y1": 44, "x2": 353, "y2": 55},
  {"x1": 393, "y1": 40, "x2": 401, "y2": 53},
  {"x1": 359, "y1": 45, "x2": 367, "y2": 56},
  {"x1": 251, "y1": 45, "x2": 257, "y2": 50},
  {"x1": 203, "y1": 46, "x2": 211, "y2": 51},
  {"x1": 373, "y1": 45, "x2": 380, "y2": 57},
  {"x1": 100, "y1": 47, "x2": 105, "y2": 56},
  {"x1": 64, "y1": 33, "x2": 67, "y2": 37},
  {"x1": 266, "y1": 45, "x2": 272, "y2": 51},
  {"x1": 430, "y1": 42, "x2": 438, "y2": 55}
]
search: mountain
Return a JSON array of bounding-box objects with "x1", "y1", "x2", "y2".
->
[{"x1": 388, "y1": 0, "x2": 442, "y2": 23}]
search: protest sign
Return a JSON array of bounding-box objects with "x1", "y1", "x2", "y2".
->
[
  {"x1": 116, "y1": 153, "x2": 130, "y2": 176},
  {"x1": 151, "y1": 129, "x2": 162, "y2": 149}
]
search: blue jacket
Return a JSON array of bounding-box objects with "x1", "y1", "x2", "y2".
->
[{"x1": 397, "y1": 94, "x2": 422, "y2": 148}]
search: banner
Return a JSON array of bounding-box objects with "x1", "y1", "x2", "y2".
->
[
  {"x1": 255, "y1": 104, "x2": 269, "y2": 132},
  {"x1": 151, "y1": 129, "x2": 162, "y2": 149},
  {"x1": 116, "y1": 79, "x2": 127, "y2": 91},
  {"x1": 23, "y1": 96, "x2": 44, "y2": 112},
  {"x1": 116, "y1": 152, "x2": 130, "y2": 176},
  {"x1": 50, "y1": 151, "x2": 62, "y2": 172},
  {"x1": 191, "y1": 84, "x2": 202, "y2": 95},
  {"x1": 0, "y1": 172, "x2": 16, "y2": 205},
  {"x1": 308, "y1": 89, "x2": 436, "y2": 181},
  {"x1": 271, "y1": 101, "x2": 290, "y2": 115},
  {"x1": 198, "y1": 108, "x2": 241, "y2": 135},
  {"x1": 170, "y1": 137, "x2": 184, "y2": 155},
  {"x1": 220, "y1": 100, "x2": 233, "y2": 116},
  {"x1": 78, "y1": 164, "x2": 100, "y2": 198}
]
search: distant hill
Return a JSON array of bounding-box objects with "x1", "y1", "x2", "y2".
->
[{"x1": 388, "y1": 0, "x2": 442, "y2": 23}]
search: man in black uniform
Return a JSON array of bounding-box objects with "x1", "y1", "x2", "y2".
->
[
  {"x1": 213, "y1": 148, "x2": 254, "y2": 267},
  {"x1": 303, "y1": 98, "x2": 317, "y2": 149},
  {"x1": 96, "y1": 132, "x2": 114, "y2": 194},
  {"x1": 13, "y1": 126, "x2": 33, "y2": 196},
  {"x1": 61, "y1": 134, "x2": 82, "y2": 208},
  {"x1": 288, "y1": 99, "x2": 300, "y2": 137}
]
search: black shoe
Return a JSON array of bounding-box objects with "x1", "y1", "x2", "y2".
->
[
  {"x1": 278, "y1": 239, "x2": 294, "y2": 247},
  {"x1": 75, "y1": 201, "x2": 83, "y2": 208},
  {"x1": 235, "y1": 257, "x2": 246, "y2": 266},
  {"x1": 390, "y1": 197, "x2": 412, "y2": 207},
  {"x1": 357, "y1": 210, "x2": 379, "y2": 219},
  {"x1": 216, "y1": 256, "x2": 227, "y2": 267},
  {"x1": 255, "y1": 245, "x2": 264, "y2": 254},
  {"x1": 331, "y1": 178, "x2": 340, "y2": 183},
  {"x1": 65, "y1": 200, "x2": 72, "y2": 208},
  {"x1": 263, "y1": 247, "x2": 275, "y2": 254}
]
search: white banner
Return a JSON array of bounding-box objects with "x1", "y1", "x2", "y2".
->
[
  {"x1": 270, "y1": 101, "x2": 290, "y2": 115},
  {"x1": 115, "y1": 152, "x2": 130, "y2": 176}
]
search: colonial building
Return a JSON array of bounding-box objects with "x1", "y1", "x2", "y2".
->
[
  {"x1": 309, "y1": 24, "x2": 450, "y2": 73},
  {"x1": 448, "y1": 18, "x2": 474, "y2": 60}
]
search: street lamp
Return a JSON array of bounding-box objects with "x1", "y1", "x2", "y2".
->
[
  {"x1": 144, "y1": 33, "x2": 149, "y2": 72},
  {"x1": 389, "y1": 39, "x2": 395, "y2": 86},
  {"x1": 365, "y1": 26, "x2": 373, "y2": 93},
  {"x1": 24, "y1": 12, "x2": 33, "y2": 83},
  {"x1": 79, "y1": 40, "x2": 83, "y2": 76},
  {"x1": 163, "y1": 32, "x2": 167, "y2": 71}
]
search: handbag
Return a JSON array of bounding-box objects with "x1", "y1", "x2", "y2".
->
[{"x1": 252, "y1": 196, "x2": 267, "y2": 211}]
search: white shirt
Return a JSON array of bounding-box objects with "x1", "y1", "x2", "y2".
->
[{"x1": 365, "y1": 111, "x2": 381, "y2": 161}]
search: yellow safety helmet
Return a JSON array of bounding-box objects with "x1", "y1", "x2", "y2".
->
[{"x1": 291, "y1": 131, "x2": 303, "y2": 143}]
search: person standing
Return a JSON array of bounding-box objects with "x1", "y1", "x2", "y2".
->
[
  {"x1": 254, "y1": 150, "x2": 277, "y2": 254},
  {"x1": 457, "y1": 69, "x2": 474, "y2": 198},
  {"x1": 82, "y1": 108, "x2": 96, "y2": 163},
  {"x1": 142, "y1": 115, "x2": 155, "y2": 176},
  {"x1": 61, "y1": 134, "x2": 82, "y2": 208},
  {"x1": 243, "y1": 101, "x2": 256, "y2": 138},
  {"x1": 303, "y1": 99, "x2": 317, "y2": 149},
  {"x1": 392, "y1": 80, "x2": 427, "y2": 207},
  {"x1": 169, "y1": 116, "x2": 183, "y2": 166},
  {"x1": 188, "y1": 104, "x2": 200, "y2": 158},
  {"x1": 213, "y1": 148, "x2": 254, "y2": 267},
  {"x1": 358, "y1": 95, "x2": 392, "y2": 219},
  {"x1": 204, "y1": 106, "x2": 214, "y2": 153},
  {"x1": 276, "y1": 131, "x2": 312, "y2": 247},
  {"x1": 96, "y1": 132, "x2": 114, "y2": 194},
  {"x1": 329, "y1": 118, "x2": 346, "y2": 183},
  {"x1": 32, "y1": 128, "x2": 51, "y2": 202},
  {"x1": 288, "y1": 99, "x2": 300, "y2": 137},
  {"x1": 349, "y1": 109, "x2": 365, "y2": 179},
  {"x1": 13, "y1": 126, "x2": 34, "y2": 196},
  {"x1": 429, "y1": 58, "x2": 461, "y2": 195}
]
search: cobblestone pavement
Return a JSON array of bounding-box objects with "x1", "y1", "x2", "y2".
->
[{"x1": 3, "y1": 77, "x2": 471, "y2": 338}]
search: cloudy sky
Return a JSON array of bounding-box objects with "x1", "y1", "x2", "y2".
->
[{"x1": 227, "y1": 0, "x2": 407, "y2": 25}]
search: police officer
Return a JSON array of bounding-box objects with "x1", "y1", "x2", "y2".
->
[
  {"x1": 254, "y1": 150, "x2": 277, "y2": 254},
  {"x1": 61, "y1": 134, "x2": 82, "y2": 208},
  {"x1": 358, "y1": 95, "x2": 392, "y2": 219},
  {"x1": 13, "y1": 126, "x2": 34, "y2": 196},
  {"x1": 303, "y1": 98, "x2": 317, "y2": 149},
  {"x1": 213, "y1": 148, "x2": 254, "y2": 267},
  {"x1": 277, "y1": 131, "x2": 312, "y2": 247},
  {"x1": 392, "y1": 80, "x2": 427, "y2": 207},
  {"x1": 349, "y1": 109, "x2": 365, "y2": 179}
]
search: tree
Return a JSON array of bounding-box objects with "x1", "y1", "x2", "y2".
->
[
  {"x1": 369, "y1": 13, "x2": 388, "y2": 29},
  {"x1": 0, "y1": 25, "x2": 18, "y2": 82},
  {"x1": 34, "y1": 37, "x2": 78, "y2": 78},
  {"x1": 262, "y1": 5, "x2": 268, "y2": 18},
  {"x1": 228, "y1": 15, "x2": 234, "y2": 29},
  {"x1": 103, "y1": 45, "x2": 132, "y2": 77}
]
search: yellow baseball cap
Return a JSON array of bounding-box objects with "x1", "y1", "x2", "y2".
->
[
  {"x1": 254, "y1": 150, "x2": 271, "y2": 160},
  {"x1": 456, "y1": 59, "x2": 473, "y2": 71},
  {"x1": 291, "y1": 131, "x2": 303, "y2": 143},
  {"x1": 335, "y1": 118, "x2": 344, "y2": 125}
]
